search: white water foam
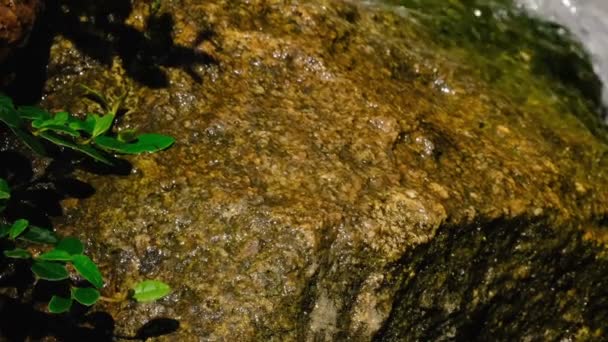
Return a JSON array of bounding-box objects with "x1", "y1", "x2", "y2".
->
[{"x1": 518, "y1": 0, "x2": 608, "y2": 110}]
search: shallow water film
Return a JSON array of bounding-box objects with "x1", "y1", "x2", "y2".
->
[
  {"x1": 519, "y1": 0, "x2": 608, "y2": 113},
  {"x1": 0, "y1": 0, "x2": 607, "y2": 341}
]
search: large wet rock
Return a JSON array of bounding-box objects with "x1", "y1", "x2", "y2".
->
[{"x1": 20, "y1": 0, "x2": 608, "y2": 340}]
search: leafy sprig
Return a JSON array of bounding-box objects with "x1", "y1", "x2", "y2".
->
[
  {"x1": 0, "y1": 90, "x2": 174, "y2": 165},
  {"x1": 0, "y1": 178, "x2": 172, "y2": 313},
  {"x1": 0, "y1": 88, "x2": 174, "y2": 314}
]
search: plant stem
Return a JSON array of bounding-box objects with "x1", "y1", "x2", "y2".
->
[{"x1": 99, "y1": 294, "x2": 127, "y2": 303}]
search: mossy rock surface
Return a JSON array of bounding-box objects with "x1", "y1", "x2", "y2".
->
[{"x1": 21, "y1": 0, "x2": 608, "y2": 340}]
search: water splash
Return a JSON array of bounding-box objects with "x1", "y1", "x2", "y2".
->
[{"x1": 518, "y1": 0, "x2": 608, "y2": 113}]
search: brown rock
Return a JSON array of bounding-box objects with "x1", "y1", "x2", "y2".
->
[
  {"x1": 7, "y1": 0, "x2": 606, "y2": 340},
  {"x1": 0, "y1": 0, "x2": 41, "y2": 61}
]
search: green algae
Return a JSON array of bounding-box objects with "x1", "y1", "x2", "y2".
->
[
  {"x1": 397, "y1": 0, "x2": 606, "y2": 140},
  {"x1": 13, "y1": 0, "x2": 608, "y2": 340}
]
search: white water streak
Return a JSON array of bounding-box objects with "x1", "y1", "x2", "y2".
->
[{"x1": 518, "y1": 0, "x2": 608, "y2": 110}]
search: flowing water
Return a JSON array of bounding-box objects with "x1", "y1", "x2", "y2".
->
[
  {"x1": 519, "y1": 0, "x2": 608, "y2": 110},
  {"x1": 361, "y1": 0, "x2": 608, "y2": 114}
]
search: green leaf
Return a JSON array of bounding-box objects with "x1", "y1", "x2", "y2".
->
[
  {"x1": 0, "y1": 94, "x2": 14, "y2": 111},
  {"x1": 4, "y1": 248, "x2": 31, "y2": 259},
  {"x1": 56, "y1": 237, "x2": 84, "y2": 255},
  {"x1": 0, "y1": 224, "x2": 9, "y2": 237},
  {"x1": 80, "y1": 85, "x2": 109, "y2": 110},
  {"x1": 38, "y1": 131, "x2": 114, "y2": 165},
  {"x1": 94, "y1": 134, "x2": 175, "y2": 154},
  {"x1": 109, "y1": 91, "x2": 128, "y2": 116},
  {"x1": 9, "y1": 219, "x2": 29, "y2": 239},
  {"x1": 68, "y1": 115, "x2": 96, "y2": 135},
  {"x1": 19, "y1": 226, "x2": 58, "y2": 244},
  {"x1": 32, "y1": 112, "x2": 70, "y2": 129},
  {"x1": 71, "y1": 254, "x2": 103, "y2": 289},
  {"x1": 117, "y1": 129, "x2": 138, "y2": 143},
  {"x1": 36, "y1": 124, "x2": 81, "y2": 138},
  {"x1": 10, "y1": 127, "x2": 46, "y2": 155},
  {"x1": 0, "y1": 99, "x2": 43, "y2": 154},
  {"x1": 0, "y1": 97, "x2": 21, "y2": 127},
  {"x1": 31, "y1": 260, "x2": 69, "y2": 281},
  {"x1": 71, "y1": 287, "x2": 100, "y2": 306},
  {"x1": 0, "y1": 178, "x2": 10, "y2": 200},
  {"x1": 37, "y1": 249, "x2": 72, "y2": 261},
  {"x1": 55, "y1": 111, "x2": 69, "y2": 122},
  {"x1": 48, "y1": 296, "x2": 72, "y2": 313},
  {"x1": 92, "y1": 114, "x2": 115, "y2": 138},
  {"x1": 132, "y1": 280, "x2": 171, "y2": 302},
  {"x1": 18, "y1": 106, "x2": 51, "y2": 120},
  {"x1": 0, "y1": 179, "x2": 9, "y2": 213}
]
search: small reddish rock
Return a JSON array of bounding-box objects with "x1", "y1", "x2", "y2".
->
[{"x1": 0, "y1": 0, "x2": 41, "y2": 61}]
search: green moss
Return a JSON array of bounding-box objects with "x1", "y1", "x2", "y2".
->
[
  {"x1": 397, "y1": 0, "x2": 606, "y2": 140},
  {"x1": 31, "y1": 0, "x2": 608, "y2": 339}
]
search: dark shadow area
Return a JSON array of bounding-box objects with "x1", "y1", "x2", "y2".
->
[
  {"x1": 0, "y1": 294, "x2": 179, "y2": 341},
  {"x1": 117, "y1": 318, "x2": 181, "y2": 341},
  {"x1": 0, "y1": 147, "x2": 175, "y2": 340},
  {"x1": 0, "y1": 1, "x2": 191, "y2": 339},
  {"x1": 0, "y1": 157, "x2": 178, "y2": 339},
  {"x1": 1, "y1": 0, "x2": 217, "y2": 102},
  {"x1": 374, "y1": 216, "x2": 608, "y2": 341},
  {"x1": 0, "y1": 150, "x2": 95, "y2": 227},
  {"x1": 0, "y1": 1, "x2": 54, "y2": 104}
]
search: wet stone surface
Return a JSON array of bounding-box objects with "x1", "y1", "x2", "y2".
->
[{"x1": 18, "y1": 0, "x2": 608, "y2": 340}]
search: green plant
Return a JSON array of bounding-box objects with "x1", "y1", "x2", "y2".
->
[
  {"x1": 0, "y1": 89, "x2": 174, "y2": 313},
  {"x1": 0, "y1": 87, "x2": 174, "y2": 165},
  {"x1": 1, "y1": 178, "x2": 173, "y2": 313}
]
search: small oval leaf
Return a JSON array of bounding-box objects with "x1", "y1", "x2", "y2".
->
[
  {"x1": 68, "y1": 115, "x2": 95, "y2": 134},
  {"x1": 71, "y1": 254, "x2": 103, "y2": 289},
  {"x1": 0, "y1": 98, "x2": 21, "y2": 127},
  {"x1": 37, "y1": 124, "x2": 81, "y2": 137},
  {"x1": 0, "y1": 224, "x2": 10, "y2": 238},
  {"x1": 92, "y1": 114, "x2": 114, "y2": 138},
  {"x1": 9, "y1": 219, "x2": 29, "y2": 239},
  {"x1": 31, "y1": 261, "x2": 69, "y2": 281},
  {"x1": 132, "y1": 280, "x2": 171, "y2": 302},
  {"x1": 37, "y1": 249, "x2": 72, "y2": 261},
  {"x1": 71, "y1": 287, "x2": 100, "y2": 306},
  {"x1": 17, "y1": 106, "x2": 51, "y2": 120},
  {"x1": 117, "y1": 129, "x2": 138, "y2": 143},
  {"x1": 0, "y1": 178, "x2": 10, "y2": 200},
  {"x1": 38, "y1": 131, "x2": 114, "y2": 165},
  {"x1": 56, "y1": 237, "x2": 84, "y2": 255},
  {"x1": 19, "y1": 226, "x2": 58, "y2": 244},
  {"x1": 95, "y1": 134, "x2": 175, "y2": 154},
  {"x1": 48, "y1": 296, "x2": 72, "y2": 314},
  {"x1": 4, "y1": 248, "x2": 31, "y2": 259}
]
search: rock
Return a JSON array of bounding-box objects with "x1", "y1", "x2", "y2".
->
[
  {"x1": 22, "y1": 0, "x2": 608, "y2": 340},
  {"x1": 0, "y1": 0, "x2": 41, "y2": 62}
]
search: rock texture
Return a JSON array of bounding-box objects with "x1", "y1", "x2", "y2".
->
[
  {"x1": 0, "y1": 0, "x2": 40, "y2": 61},
  {"x1": 15, "y1": 0, "x2": 608, "y2": 340}
]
